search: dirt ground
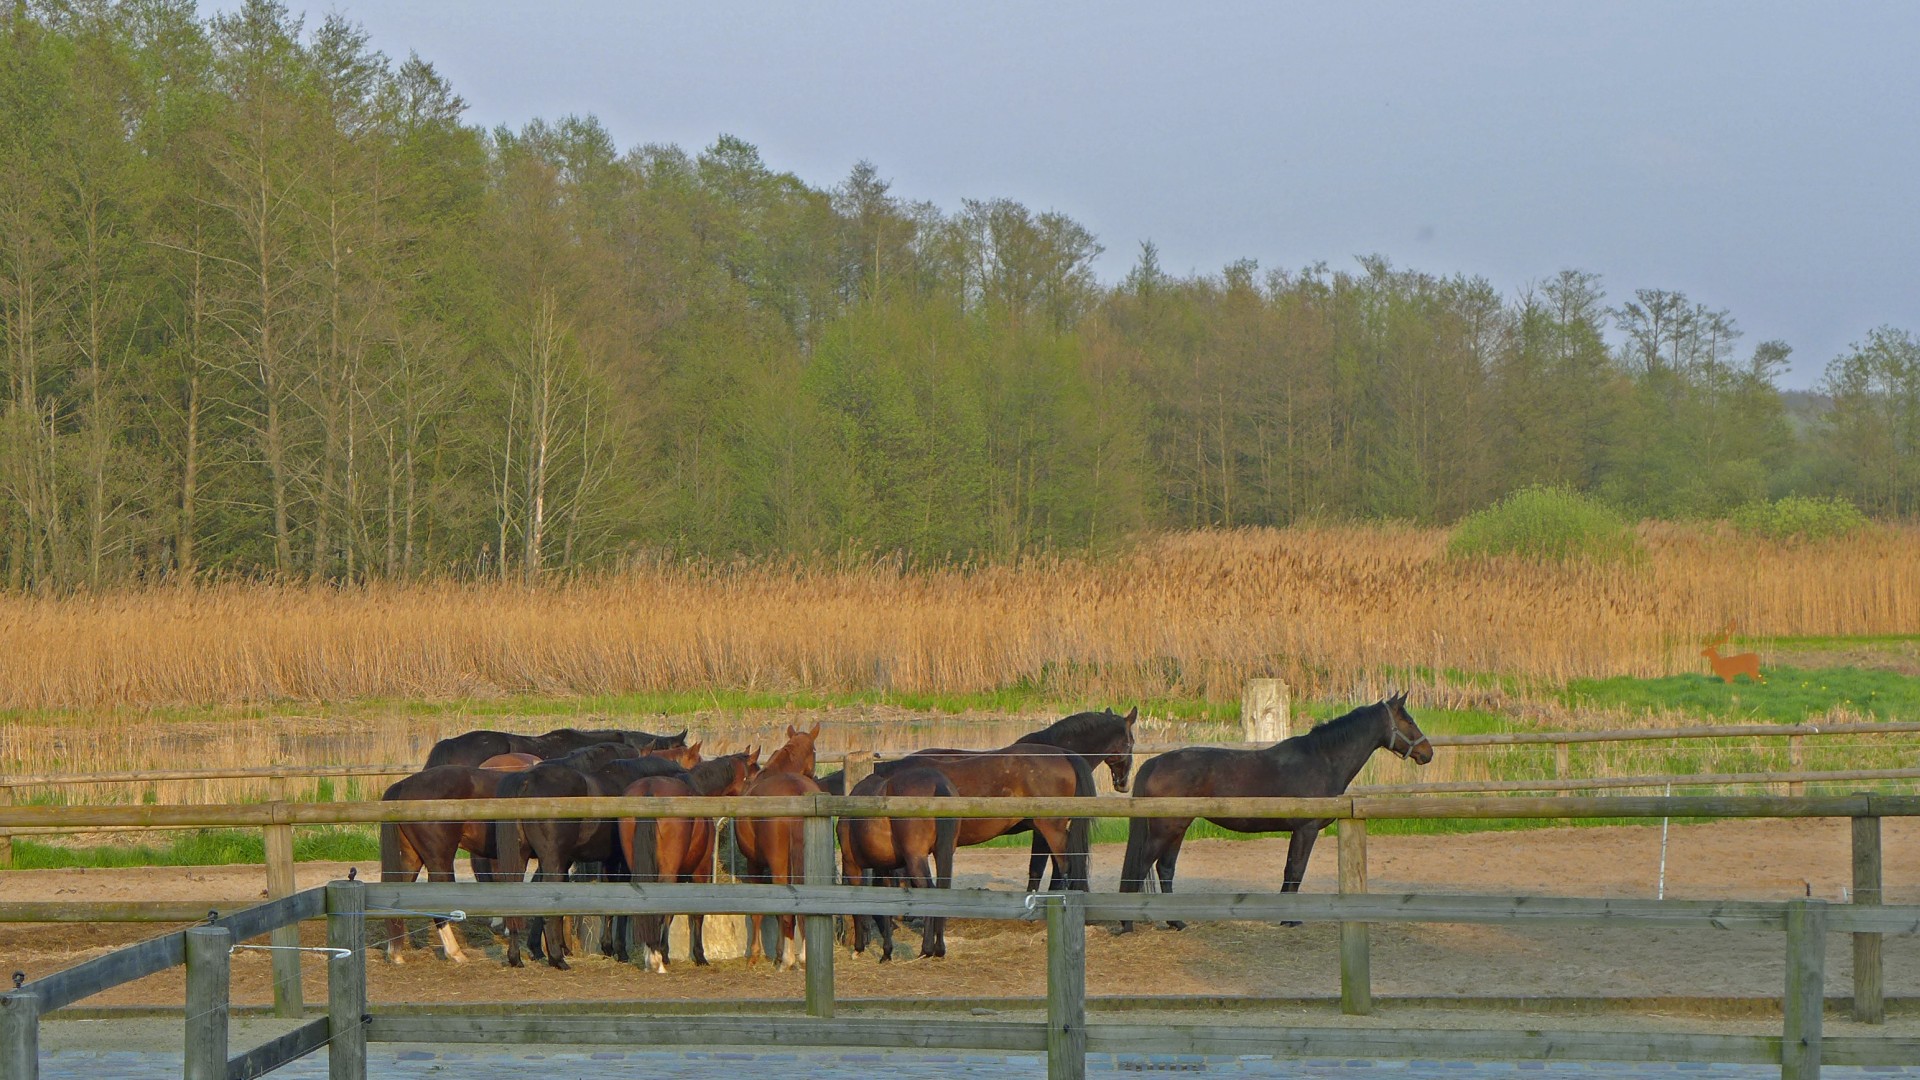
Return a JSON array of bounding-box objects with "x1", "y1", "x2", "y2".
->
[{"x1": 4, "y1": 818, "x2": 1915, "y2": 1011}]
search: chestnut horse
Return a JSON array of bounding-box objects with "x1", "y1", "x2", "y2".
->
[
  {"x1": 875, "y1": 741, "x2": 1095, "y2": 891},
  {"x1": 618, "y1": 748, "x2": 762, "y2": 972},
  {"x1": 1117, "y1": 693, "x2": 1433, "y2": 932},
  {"x1": 840, "y1": 766, "x2": 958, "y2": 961},
  {"x1": 734, "y1": 724, "x2": 823, "y2": 970}
]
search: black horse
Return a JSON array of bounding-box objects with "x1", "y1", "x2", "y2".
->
[
  {"x1": 493, "y1": 744, "x2": 692, "y2": 967},
  {"x1": 424, "y1": 726, "x2": 687, "y2": 769},
  {"x1": 1116, "y1": 693, "x2": 1432, "y2": 932}
]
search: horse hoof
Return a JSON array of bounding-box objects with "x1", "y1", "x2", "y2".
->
[
  {"x1": 1279, "y1": 920, "x2": 1302, "y2": 929},
  {"x1": 549, "y1": 958, "x2": 570, "y2": 971},
  {"x1": 1165, "y1": 920, "x2": 1188, "y2": 932},
  {"x1": 507, "y1": 956, "x2": 523, "y2": 969},
  {"x1": 1110, "y1": 923, "x2": 1136, "y2": 936}
]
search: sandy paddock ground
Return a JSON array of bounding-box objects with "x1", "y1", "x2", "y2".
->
[{"x1": 4, "y1": 818, "x2": 1916, "y2": 1020}]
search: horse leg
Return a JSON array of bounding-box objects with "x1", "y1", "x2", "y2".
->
[
  {"x1": 1025, "y1": 832, "x2": 1050, "y2": 893},
  {"x1": 427, "y1": 865, "x2": 468, "y2": 963},
  {"x1": 1277, "y1": 825, "x2": 1323, "y2": 928},
  {"x1": 381, "y1": 825, "x2": 425, "y2": 964},
  {"x1": 1035, "y1": 819, "x2": 1074, "y2": 892},
  {"x1": 904, "y1": 855, "x2": 943, "y2": 959},
  {"x1": 1156, "y1": 831, "x2": 1189, "y2": 931}
]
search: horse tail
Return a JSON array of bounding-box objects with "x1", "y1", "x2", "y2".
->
[
  {"x1": 1065, "y1": 751, "x2": 1095, "y2": 891},
  {"x1": 1119, "y1": 815, "x2": 1155, "y2": 895},
  {"x1": 624, "y1": 815, "x2": 667, "y2": 959},
  {"x1": 379, "y1": 821, "x2": 410, "y2": 883}
]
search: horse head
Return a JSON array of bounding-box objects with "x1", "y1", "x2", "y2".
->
[
  {"x1": 1382, "y1": 692, "x2": 1433, "y2": 764},
  {"x1": 1103, "y1": 706, "x2": 1139, "y2": 792},
  {"x1": 765, "y1": 723, "x2": 822, "y2": 776}
]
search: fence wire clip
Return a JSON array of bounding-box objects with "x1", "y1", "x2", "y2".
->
[
  {"x1": 10, "y1": 970, "x2": 23, "y2": 990},
  {"x1": 1023, "y1": 892, "x2": 1066, "y2": 916},
  {"x1": 230, "y1": 944, "x2": 353, "y2": 960},
  {"x1": 368, "y1": 908, "x2": 467, "y2": 922}
]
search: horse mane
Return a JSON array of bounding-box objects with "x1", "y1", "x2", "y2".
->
[
  {"x1": 1014, "y1": 709, "x2": 1121, "y2": 747},
  {"x1": 686, "y1": 754, "x2": 744, "y2": 794},
  {"x1": 1288, "y1": 700, "x2": 1388, "y2": 750}
]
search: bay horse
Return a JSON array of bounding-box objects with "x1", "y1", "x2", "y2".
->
[
  {"x1": 493, "y1": 744, "x2": 697, "y2": 968},
  {"x1": 618, "y1": 748, "x2": 762, "y2": 972},
  {"x1": 1015, "y1": 707, "x2": 1136, "y2": 889},
  {"x1": 378, "y1": 763, "x2": 526, "y2": 963},
  {"x1": 424, "y1": 725, "x2": 687, "y2": 769},
  {"x1": 840, "y1": 766, "x2": 958, "y2": 961},
  {"x1": 734, "y1": 724, "x2": 823, "y2": 970},
  {"x1": 877, "y1": 741, "x2": 1096, "y2": 891},
  {"x1": 1116, "y1": 693, "x2": 1432, "y2": 933}
]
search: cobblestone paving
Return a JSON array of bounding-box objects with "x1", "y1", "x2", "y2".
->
[{"x1": 31, "y1": 1048, "x2": 1920, "y2": 1079}]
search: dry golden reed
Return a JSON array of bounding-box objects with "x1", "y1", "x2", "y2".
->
[{"x1": 0, "y1": 523, "x2": 1913, "y2": 713}]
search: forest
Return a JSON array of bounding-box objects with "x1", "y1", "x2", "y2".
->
[{"x1": 3, "y1": 1, "x2": 1917, "y2": 589}]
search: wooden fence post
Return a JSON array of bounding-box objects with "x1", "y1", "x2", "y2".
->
[
  {"x1": 184, "y1": 926, "x2": 231, "y2": 1080},
  {"x1": 1851, "y1": 811, "x2": 1883, "y2": 1024},
  {"x1": 1045, "y1": 893, "x2": 1087, "y2": 1080},
  {"x1": 0, "y1": 786, "x2": 15, "y2": 869},
  {"x1": 265, "y1": 802, "x2": 302, "y2": 1018},
  {"x1": 326, "y1": 879, "x2": 368, "y2": 1080},
  {"x1": 0, "y1": 991, "x2": 39, "y2": 1080},
  {"x1": 1241, "y1": 680, "x2": 1290, "y2": 743},
  {"x1": 1787, "y1": 737, "x2": 1806, "y2": 798},
  {"x1": 1554, "y1": 743, "x2": 1571, "y2": 797},
  {"x1": 1782, "y1": 898, "x2": 1826, "y2": 1080},
  {"x1": 844, "y1": 751, "x2": 876, "y2": 793},
  {"x1": 1338, "y1": 818, "x2": 1372, "y2": 1015},
  {"x1": 803, "y1": 811, "x2": 835, "y2": 1018}
]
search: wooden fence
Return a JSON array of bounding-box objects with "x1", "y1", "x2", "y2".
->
[{"x1": 2, "y1": 791, "x2": 1915, "y2": 1080}]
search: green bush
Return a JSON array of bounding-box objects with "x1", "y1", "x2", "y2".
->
[
  {"x1": 1448, "y1": 486, "x2": 1639, "y2": 562},
  {"x1": 1730, "y1": 496, "x2": 1868, "y2": 543}
]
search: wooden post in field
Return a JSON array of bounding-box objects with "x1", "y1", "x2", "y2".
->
[
  {"x1": 803, "y1": 812, "x2": 835, "y2": 1016},
  {"x1": 1338, "y1": 818, "x2": 1372, "y2": 1015},
  {"x1": 1554, "y1": 742, "x2": 1571, "y2": 797},
  {"x1": 184, "y1": 926, "x2": 231, "y2": 1080},
  {"x1": 0, "y1": 785, "x2": 15, "y2": 868},
  {"x1": 1782, "y1": 898, "x2": 1826, "y2": 1080},
  {"x1": 1241, "y1": 680, "x2": 1290, "y2": 743},
  {"x1": 1788, "y1": 736, "x2": 1806, "y2": 798},
  {"x1": 844, "y1": 751, "x2": 876, "y2": 792},
  {"x1": 1, "y1": 991, "x2": 39, "y2": 1080},
  {"x1": 265, "y1": 800, "x2": 302, "y2": 1018},
  {"x1": 326, "y1": 880, "x2": 368, "y2": 1080},
  {"x1": 1851, "y1": 810, "x2": 1883, "y2": 1024},
  {"x1": 1044, "y1": 893, "x2": 1087, "y2": 1080}
]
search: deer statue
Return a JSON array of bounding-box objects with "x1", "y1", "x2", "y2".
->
[{"x1": 1701, "y1": 623, "x2": 1764, "y2": 684}]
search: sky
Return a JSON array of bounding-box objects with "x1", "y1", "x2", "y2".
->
[{"x1": 210, "y1": 1, "x2": 1919, "y2": 389}]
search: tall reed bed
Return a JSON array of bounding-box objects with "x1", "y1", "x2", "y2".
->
[{"x1": 0, "y1": 524, "x2": 1912, "y2": 711}]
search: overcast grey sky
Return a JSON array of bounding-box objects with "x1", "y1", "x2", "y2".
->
[{"x1": 225, "y1": 1, "x2": 1918, "y2": 388}]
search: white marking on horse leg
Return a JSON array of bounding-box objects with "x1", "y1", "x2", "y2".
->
[{"x1": 437, "y1": 921, "x2": 467, "y2": 963}]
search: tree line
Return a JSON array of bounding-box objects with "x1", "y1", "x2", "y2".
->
[{"x1": 2, "y1": 1, "x2": 1916, "y2": 589}]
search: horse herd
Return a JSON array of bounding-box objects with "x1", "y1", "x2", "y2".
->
[{"x1": 380, "y1": 694, "x2": 1433, "y2": 972}]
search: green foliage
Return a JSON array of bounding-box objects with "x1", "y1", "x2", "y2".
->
[
  {"x1": 0, "y1": 4, "x2": 1912, "y2": 585},
  {"x1": 1447, "y1": 486, "x2": 1640, "y2": 562},
  {"x1": 1730, "y1": 496, "x2": 1869, "y2": 543},
  {"x1": 1566, "y1": 665, "x2": 1920, "y2": 724}
]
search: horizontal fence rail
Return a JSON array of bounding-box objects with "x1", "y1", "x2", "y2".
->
[{"x1": 3, "y1": 792, "x2": 1917, "y2": 830}]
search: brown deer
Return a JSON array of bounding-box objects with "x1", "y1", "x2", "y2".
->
[{"x1": 1701, "y1": 624, "x2": 1764, "y2": 683}]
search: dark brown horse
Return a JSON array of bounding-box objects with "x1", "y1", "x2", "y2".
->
[
  {"x1": 840, "y1": 766, "x2": 958, "y2": 961},
  {"x1": 618, "y1": 748, "x2": 762, "y2": 972},
  {"x1": 493, "y1": 744, "x2": 695, "y2": 968},
  {"x1": 379, "y1": 765, "x2": 515, "y2": 963},
  {"x1": 424, "y1": 726, "x2": 687, "y2": 769},
  {"x1": 1117, "y1": 693, "x2": 1432, "y2": 932},
  {"x1": 734, "y1": 724, "x2": 823, "y2": 970},
  {"x1": 877, "y1": 740, "x2": 1096, "y2": 891}
]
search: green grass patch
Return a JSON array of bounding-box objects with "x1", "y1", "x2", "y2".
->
[
  {"x1": 1565, "y1": 665, "x2": 1920, "y2": 723},
  {"x1": 10, "y1": 826, "x2": 378, "y2": 870}
]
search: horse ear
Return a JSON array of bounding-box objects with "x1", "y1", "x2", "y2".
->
[
  {"x1": 809, "y1": 721, "x2": 823, "y2": 739},
  {"x1": 1125, "y1": 706, "x2": 1138, "y2": 724},
  {"x1": 690, "y1": 741, "x2": 702, "y2": 755},
  {"x1": 786, "y1": 724, "x2": 798, "y2": 738},
  {"x1": 673, "y1": 729, "x2": 688, "y2": 745}
]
